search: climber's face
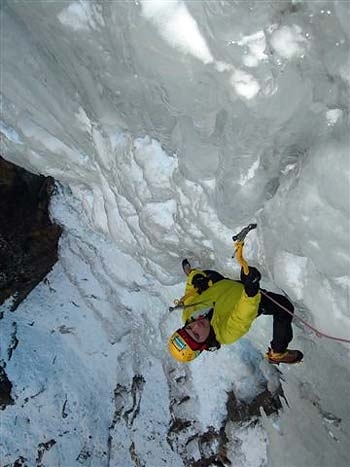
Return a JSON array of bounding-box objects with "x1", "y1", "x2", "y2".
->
[{"x1": 185, "y1": 317, "x2": 211, "y2": 343}]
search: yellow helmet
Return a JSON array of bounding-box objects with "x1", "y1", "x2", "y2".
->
[{"x1": 168, "y1": 328, "x2": 204, "y2": 363}]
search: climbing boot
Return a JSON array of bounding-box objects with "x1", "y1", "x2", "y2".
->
[
  {"x1": 182, "y1": 258, "x2": 192, "y2": 276},
  {"x1": 266, "y1": 347, "x2": 303, "y2": 365}
]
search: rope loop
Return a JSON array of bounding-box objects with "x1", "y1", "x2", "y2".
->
[{"x1": 261, "y1": 290, "x2": 350, "y2": 344}]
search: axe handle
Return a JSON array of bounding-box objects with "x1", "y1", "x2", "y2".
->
[{"x1": 235, "y1": 241, "x2": 249, "y2": 275}]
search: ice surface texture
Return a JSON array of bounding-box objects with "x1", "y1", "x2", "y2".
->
[{"x1": 1, "y1": 1, "x2": 349, "y2": 466}]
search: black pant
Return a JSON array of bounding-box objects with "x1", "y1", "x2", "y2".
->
[{"x1": 258, "y1": 290, "x2": 294, "y2": 352}]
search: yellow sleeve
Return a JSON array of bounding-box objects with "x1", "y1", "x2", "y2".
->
[{"x1": 219, "y1": 291, "x2": 261, "y2": 344}]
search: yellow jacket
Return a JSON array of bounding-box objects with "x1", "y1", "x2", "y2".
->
[{"x1": 181, "y1": 269, "x2": 261, "y2": 345}]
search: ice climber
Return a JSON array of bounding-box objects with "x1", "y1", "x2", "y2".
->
[{"x1": 168, "y1": 259, "x2": 304, "y2": 365}]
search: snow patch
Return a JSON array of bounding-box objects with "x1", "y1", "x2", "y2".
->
[
  {"x1": 140, "y1": 0, "x2": 213, "y2": 64},
  {"x1": 0, "y1": 121, "x2": 23, "y2": 144},
  {"x1": 326, "y1": 109, "x2": 343, "y2": 126},
  {"x1": 140, "y1": 199, "x2": 178, "y2": 243},
  {"x1": 273, "y1": 252, "x2": 307, "y2": 300},
  {"x1": 75, "y1": 107, "x2": 92, "y2": 132},
  {"x1": 58, "y1": 0, "x2": 104, "y2": 31},
  {"x1": 230, "y1": 69, "x2": 260, "y2": 99},
  {"x1": 270, "y1": 25, "x2": 308, "y2": 59},
  {"x1": 134, "y1": 136, "x2": 178, "y2": 196},
  {"x1": 237, "y1": 31, "x2": 268, "y2": 67},
  {"x1": 238, "y1": 157, "x2": 260, "y2": 186}
]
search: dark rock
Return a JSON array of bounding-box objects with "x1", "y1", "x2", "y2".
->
[
  {"x1": 4, "y1": 456, "x2": 28, "y2": 467},
  {"x1": 0, "y1": 364, "x2": 14, "y2": 410},
  {"x1": 0, "y1": 156, "x2": 62, "y2": 311},
  {"x1": 226, "y1": 387, "x2": 282, "y2": 423},
  {"x1": 36, "y1": 439, "x2": 57, "y2": 465}
]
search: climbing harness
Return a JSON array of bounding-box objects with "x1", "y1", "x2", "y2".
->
[
  {"x1": 232, "y1": 224, "x2": 350, "y2": 344},
  {"x1": 169, "y1": 273, "x2": 214, "y2": 311},
  {"x1": 169, "y1": 298, "x2": 206, "y2": 312}
]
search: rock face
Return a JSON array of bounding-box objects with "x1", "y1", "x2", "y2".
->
[
  {"x1": 0, "y1": 155, "x2": 62, "y2": 411},
  {"x1": 0, "y1": 155, "x2": 62, "y2": 311}
]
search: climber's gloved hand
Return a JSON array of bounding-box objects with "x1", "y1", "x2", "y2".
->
[
  {"x1": 240, "y1": 266, "x2": 261, "y2": 297},
  {"x1": 192, "y1": 274, "x2": 210, "y2": 294}
]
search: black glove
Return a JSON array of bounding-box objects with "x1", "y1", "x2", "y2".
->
[
  {"x1": 240, "y1": 266, "x2": 261, "y2": 297},
  {"x1": 192, "y1": 274, "x2": 210, "y2": 294}
]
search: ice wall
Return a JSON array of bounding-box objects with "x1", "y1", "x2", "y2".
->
[
  {"x1": 2, "y1": 0, "x2": 349, "y2": 333},
  {"x1": 1, "y1": 1, "x2": 350, "y2": 466}
]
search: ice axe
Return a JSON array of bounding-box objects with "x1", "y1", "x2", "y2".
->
[{"x1": 232, "y1": 223, "x2": 257, "y2": 274}]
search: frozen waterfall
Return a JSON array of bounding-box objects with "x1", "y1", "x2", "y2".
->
[{"x1": 1, "y1": 1, "x2": 349, "y2": 466}]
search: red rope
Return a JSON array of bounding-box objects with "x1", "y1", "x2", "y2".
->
[{"x1": 261, "y1": 290, "x2": 350, "y2": 344}]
